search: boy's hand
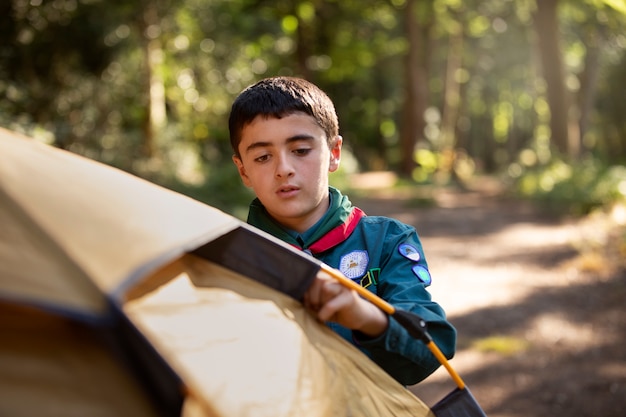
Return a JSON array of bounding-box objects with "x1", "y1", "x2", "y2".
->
[{"x1": 303, "y1": 270, "x2": 389, "y2": 338}]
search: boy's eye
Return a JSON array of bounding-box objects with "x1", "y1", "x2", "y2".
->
[
  {"x1": 254, "y1": 154, "x2": 270, "y2": 163},
  {"x1": 293, "y1": 148, "x2": 311, "y2": 156}
]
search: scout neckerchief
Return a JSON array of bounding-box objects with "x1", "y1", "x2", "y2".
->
[{"x1": 247, "y1": 186, "x2": 365, "y2": 255}]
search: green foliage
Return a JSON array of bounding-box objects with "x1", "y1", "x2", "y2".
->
[
  {"x1": 155, "y1": 159, "x2": 255, "y2": 220},
  {"x1": 1, "y1": 0, "x2": 625, "y2": 217},
  {"x1": 514, "y1": 158, "x2": 626, "y2": 216}
]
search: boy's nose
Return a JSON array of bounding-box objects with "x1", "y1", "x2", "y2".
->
[{"x1": 275, "y1": 154, "x2": 295, "y2": 178}]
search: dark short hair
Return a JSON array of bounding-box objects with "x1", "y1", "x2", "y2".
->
[{"x1": 228, "y1": 76, "x2": 339, "y2": 157}]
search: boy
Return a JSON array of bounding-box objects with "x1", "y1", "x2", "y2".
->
[{"x1": 228, "y1": 76, "x2": 456, "y2": 386}]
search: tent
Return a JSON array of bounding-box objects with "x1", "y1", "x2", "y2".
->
[{"x1": 0, "y1": 128, "x2": 435, "y2": 417}]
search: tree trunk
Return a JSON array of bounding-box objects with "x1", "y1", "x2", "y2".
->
[
  {"x1": 533, "y1": 0, "x2": 572, "y2": 157},
  {"x1": 439, "y1": 21, "x2": 464, "y2": 179},
  {"x1": 399, "y1": 0, "x2": 433, "y2": 177},
  {"x1": 139, "y1": 0, "x2": 167, "y2": 158},
  {"x1": 578, "y1": 27, "x2": 603, "y2": 153},
  {"x1": 295, "y1": 17, "x2": 312, "y2": 80}
]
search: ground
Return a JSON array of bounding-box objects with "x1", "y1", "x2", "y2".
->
[{"x1": 349, "y1": 173, "x2": 626, "y2": 417}]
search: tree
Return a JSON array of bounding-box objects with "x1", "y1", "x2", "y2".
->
[
  {"x1": 399, "y1": 0, "x2": 434, "y2": 178},
  {"x1": 532, "y1": 0, "x2": 573, "y2": 157}
]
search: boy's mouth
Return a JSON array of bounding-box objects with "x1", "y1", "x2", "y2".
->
[{"x1": 277, "y1": 185, "x2": 299, "y2": 196}]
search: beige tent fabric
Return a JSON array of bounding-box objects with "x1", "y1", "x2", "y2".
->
[
  {"x1": 0, "y1": 186, "x2": 107, "y2": 313},
  {"x1": 0, "y1": 129, "x2": 239, "y2": 313},
  {"x1": 126, "y1": 254, "x2": 434, "y2": 417},
  {"x1": 0, "y1": 302, "x2": 161, "y2": 417},
  {"x1": 1, "y1": 129, "x2": 435, "y2": 416}
]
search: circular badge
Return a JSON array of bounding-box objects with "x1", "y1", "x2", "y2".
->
[
  {"x1": 339, "y1": 250, "x2": 369, "y2": 279},
  {"x1": 398, "y1": 243, "x2": 421, "y2": 262},
  {"x1": 412, "y1": 265, "x2": 432, "y2": 286}
]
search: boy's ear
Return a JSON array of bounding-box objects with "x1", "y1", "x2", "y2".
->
[
  {"x1": 329, "y1": 135, "x2": 343, "y2": 172},
  {"x1": 232, "y1": 155, "x2": 252, "y2": 187}
]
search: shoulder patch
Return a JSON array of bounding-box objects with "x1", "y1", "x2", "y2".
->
[
  {"x1": 339, "y1": 250, "x2": 369, "y2": 279},
  {"x1": 412, "y1": 265, "x2": 432, "y2": 286},
  {"x1": 398, "y1": 243, "x2": 421, "y2": 262}
]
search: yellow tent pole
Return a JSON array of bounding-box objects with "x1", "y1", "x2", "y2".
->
[{"x1": 320, "y1": 264, "x2": 466, "y2": 390}]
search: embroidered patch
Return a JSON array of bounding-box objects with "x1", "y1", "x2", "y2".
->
[
  {"x1": 398, "y1": 243, "x2": 421, "y2": 262},
  {"x1": 359, "y1": 268, "x2": 379, "y2": 289},
  {"x1": 339, "y1": 250, "x2": 369, "y2": 279},
  {"x1": 360, "y1": 271, "x2": 374, "y2": 289},
  {"x1": 412, "y1": 265, "x2": 432, "y2": 285}
]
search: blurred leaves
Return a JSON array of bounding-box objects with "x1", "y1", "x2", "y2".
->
[
  {"x1": 515, "y1": 158, "x2": 626, "y2": 215},
  {"x1": 0, "y1": 0, "x2": 625, "y2": 215}
]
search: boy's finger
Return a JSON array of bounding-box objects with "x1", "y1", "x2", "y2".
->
[
  {"x1": 303, "y1": 276, "x2": 325, "y2": 311},
  {"x1": 317, "y1": 289, "x2": 352, "y2": 322},
  {"x1": 319, "y1": 280, "x2": 343, "y2": 301}
]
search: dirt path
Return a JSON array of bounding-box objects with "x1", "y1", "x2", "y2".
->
[{"x1": 350, "y1": 178, "x2": 625, "y2": 417}]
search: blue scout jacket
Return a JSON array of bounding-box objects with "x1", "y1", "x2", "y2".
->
[{"x1": 247, "y1": 187, "x2": 456, "y2": 385}]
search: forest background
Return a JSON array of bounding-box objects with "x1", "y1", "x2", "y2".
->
[
  {"x1": 1, "y1": 0, "x2": 625, "y2": 218},
  {"x1": 3, "y1": 2, "x2": 626, "y2": 415}
]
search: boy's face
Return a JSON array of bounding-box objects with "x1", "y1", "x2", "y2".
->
[{"x1": 232, "y1": 112, "x2": 342, "y2": 233}]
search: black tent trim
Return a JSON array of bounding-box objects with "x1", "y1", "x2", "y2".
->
[{"x1": 193, "y1": 223, "x2": 320, "y2": 301}]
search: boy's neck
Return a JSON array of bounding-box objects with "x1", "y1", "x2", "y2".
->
[{"x1": 283, "y1": 193, "x2": 331, "y2": 234}]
